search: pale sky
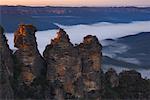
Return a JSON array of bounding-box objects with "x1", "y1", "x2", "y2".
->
[{"x1": 1, "y1": 0, "x2": 150, "y2": 7}]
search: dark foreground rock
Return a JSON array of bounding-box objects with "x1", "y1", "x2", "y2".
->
[
  {"x1": 118, "y1": 70, "x2": 150, "y2": 99},
  {"x1": 102, "y1": 69, "x2": 150, "y2": 99},
  {"x1": 0, "y1": 26, "x2": 14, "y2": 99}
]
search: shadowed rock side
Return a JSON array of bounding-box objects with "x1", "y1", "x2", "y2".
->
[
  {"x1": 118, "y1": 70, "x2": 150, "y2": 99},
  {"x1": 105, "y1": 68, "x2": 119, "y2": 88},
  {"x1": 102, "y1": 69, "x2": 150, "y2": 99},
  {"x1": 44, "y1": 29, "x2": 83, "y2": 99},
  {"x1": 77, "y1": 35, "x2": 103, "y2": 99},
  {"x1": 103, "y1": 68, "x2": 119, "y2": 99},
  {"x1": 13, "y1": 24, "x2": 46, "y2": 99},
  {"x1": 0, "y1": 26, "x2": 14, "y2": 99}
]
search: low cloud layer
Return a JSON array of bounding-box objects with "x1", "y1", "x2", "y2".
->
[
  {"x1": 5, "y1": 21, "x2": 150, "y2": 54},
  {"x1": 5, "y1": 21, "x2": 150, "y2": 77}
]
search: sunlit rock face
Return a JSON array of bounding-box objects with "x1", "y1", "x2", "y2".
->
[
  {"x1": 14, "y1": 24, "x2": 46, "y2": 99},
  {"x1": 44, "y1": 29, "x2": 83, "y2": 99},
  {"x1": 0, "y1": 26, "x2": 14, "y2": 99},
  {"x1": 77, "y1": 35, "x2": 103, "y2": 99}
]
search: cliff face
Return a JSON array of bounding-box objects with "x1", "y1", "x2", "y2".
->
[
  {"x1": 0, "y1": 26, "x2": 14, "y2": 99},
  {"x1": 13, "y1": 24, "x2": 46, "y2": 99}
]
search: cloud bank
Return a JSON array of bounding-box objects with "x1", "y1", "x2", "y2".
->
[
  {"x1": 5, "y1": 21, "x2": 150, "y2": 54},
  {"x1": 5, "y1": 21, "x2": 150, "y2": 78}
]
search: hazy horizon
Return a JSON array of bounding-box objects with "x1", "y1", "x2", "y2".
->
[{"x1": 1, "y1": 0, "x2": 150, "y2": 7}]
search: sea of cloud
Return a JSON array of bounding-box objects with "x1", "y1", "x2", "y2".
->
[
  {"x1": 5, "y1": 21, "x2": 150, "y2": 78},
  {"x1": 5, "y1": 21, "x2": 150, "y2": 54}
]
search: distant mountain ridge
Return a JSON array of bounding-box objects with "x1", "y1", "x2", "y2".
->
[
  {"x1": 1, "y1": 6, "x2": 150, "y2": 15},
  {"x1": 103, "y1": 32, "x2": 150, "y2": 68},
  {"x1": 1, "y1": 6, "x2": 150, "y2": 32}
]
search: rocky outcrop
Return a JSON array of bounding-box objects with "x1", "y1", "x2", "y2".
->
[
  {"x1": 102, "y1": 68, "x2": 119, "y2": 99},
  {"x1": 44, "y1": 29, "x2": 83, "y2": 99},
  {"x1": 13, "y1": 24, "x2": 46, "y2": 99},
  {"x1": 102, "y1": 69, "x2": 150, "y2": 99},
  {"x1": 77, "y1": 35, "x2": 103, "y2": 99},
  {"x1": 118, "y1": 70, "x2": 150, "y2": 99},
  {"x1": 0, "y1": 26, "x2": 14, "y2": 99},
  {"x1": 44, "y1": 29, "x2": 103, "y2": 99}
]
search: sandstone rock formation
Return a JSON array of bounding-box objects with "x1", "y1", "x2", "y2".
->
[
  {"x1": 0, "y1": 26, "x2": 14, "y2": 99},
  {"x1": 44, "y1": 29, "x2": 83, "y2": 99},
  {"x1": 44, "y1": 29, "x2": 103, "y2": 99},
  {"x1": 13, "y1": 24, "x2": 46, "y2": 99},
  {"x1": 77, "y1": 35, "x2": 103, "y2": 99}
]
